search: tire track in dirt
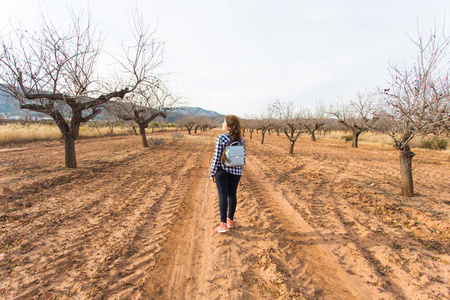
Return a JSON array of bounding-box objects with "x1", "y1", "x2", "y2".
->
[
  {"x1": 274, "y1": 162, "x2": 403, "y2": 298},
  {"x1": 239, "y1": 154, "x2": 372, "y2": 299},
  {"x1": 82, "y1": 145, "x2": 209, "y2": 298},
  {"x1": 1, "y1": 139, "x2": 207, "y2": 299},
  {"x1": 144, "y1": 136, "x2": 371, "y2": 299},
  {"x1": 312, "y1": 170, "x2": 448, "y2": 299},
  {"x1": 144, "y1": 135, "x2": 314, "y2": 299},
  {"x1": 245, "y1": 135, "x2": 450, "y2": 299},
  {"x1": 143, "y1": 137, "x2": 216, "y2": 299},
  {"x1": 97, "y1": 152, "x2": 201, "y2": 298},
  {"x1": 289, "y1": 157, "x2": 449, "y2": 299},
  {"x1": 246, "y1": 143, "x2": 411, "y2": 299},
  {"x1": 5, "y1": 155, "x2": 169, "y2": 298}
]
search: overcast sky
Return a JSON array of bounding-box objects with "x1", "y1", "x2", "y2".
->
[{"x1": 1, "y1": 1, "x2": 448, "y2": 117}]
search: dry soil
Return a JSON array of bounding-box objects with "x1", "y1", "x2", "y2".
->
[{"x1": 0, "y1": 130, "x2": 449, "y2": 299}]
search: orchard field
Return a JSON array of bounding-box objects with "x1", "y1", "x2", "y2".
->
[{"x1": 0, "y1": 130, "x2": 449, "y2": 299}]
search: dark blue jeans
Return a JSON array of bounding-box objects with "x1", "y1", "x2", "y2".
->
[{"x1": 215, "y1": 167, "x2": 241, "y2": 223}]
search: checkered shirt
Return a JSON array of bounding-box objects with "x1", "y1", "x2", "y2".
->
[{"x1": 210, "y1": 132, "x2": 246, "y2": 177}]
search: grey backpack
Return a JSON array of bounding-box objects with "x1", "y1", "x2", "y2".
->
[{"x1": 224, "y1": 141, "x2": 245, "y2": 167}]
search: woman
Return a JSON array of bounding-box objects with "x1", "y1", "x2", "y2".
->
[{"x1": 210, "y1": 115, "x2": 246, "y2": 233}]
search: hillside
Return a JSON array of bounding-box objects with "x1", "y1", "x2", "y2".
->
[
  {"x1": 0, "y1": 89, "x2": 48, "y2": 119},
  {"x1": 0, "y1": 90, "x2": 20, "y2": 117},
  {"x1": 172, "y1": 107, "x2": 223, "y2": 117},
  {"x1": 165, "y1": 107, "x2": 224, "y2": 124}
]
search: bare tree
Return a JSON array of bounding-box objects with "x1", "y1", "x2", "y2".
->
[
  {"x1": 328, "y1": 90, "x2": 379, "y2": 148},
  {"x1": 442, "y1": 111, "x2": 450, "y2": 137},
  {"x1": 270, "y1": 118, "x2": 283, "y2": 136},
  {"x1": 254, "y1": 109, "x2": 272, "y2": 144},
  {"x1": 301, "y1": 101, "x2": 326, "y2": 141},
  {"x1": 378, "y1": 25, "x2": 450, "y2": 196},
  {"x1": 435, "y1": 91, "x2": 450, "y2": 138},
  {"x1": 241, "y1": 117, "x2": 256, "y2": 139},
  {"x1": 107, "y1": 82, "x2": 179, "y2": 147},
  {"x1": 176, "y1": 115, "x2": 198, "y2": 135},
  {"x1": 0, "y1": 12, "x2": 162, "y2": 167},
  {"x1": 194, "y1": 117, "x2": 202, "y2": 134},
  {"x1": 271, "y1": 100, "x2": 303, "y2": 154},
  {"x1": 197, "y1": 117, "x2": 214, "y2": 132},
  {"x1": 96, "y1": 107, "x2": 123, "y2": 137}
]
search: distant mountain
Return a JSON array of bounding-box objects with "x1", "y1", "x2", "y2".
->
[
  {"x1": 172, "y1": 107, "x2": 223, "y2": 117},
  {"x1": 0, "y1": 88, "x2": 48, "y2": 119},
  {"x1": 0, "y1": 89, "x2": 18, "y2": 113},
  {"x1": 164, "y1": 107, "x2": 224, "y2": 124}
]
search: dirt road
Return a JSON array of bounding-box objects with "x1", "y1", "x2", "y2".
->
[{"x1": 0, "y1": 130, "x2": 449, "y2": 299}]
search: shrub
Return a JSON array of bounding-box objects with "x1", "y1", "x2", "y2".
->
[
  {"x1": 148, "y1": 138, "x2": 165, "y2": 146},
  {"x1": 171, "y1": 133, "x2": 183, "y2": 139},
  {"x1": 421, "y1": 137, "x2": 448, "y2": 150},
  {"x1": 341, "y1": 135, "x2": 353, "y2": 142}
]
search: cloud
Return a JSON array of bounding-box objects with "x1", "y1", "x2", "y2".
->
[{"x1": 1, "y1": 0, "x2": 448, "y2": 116}]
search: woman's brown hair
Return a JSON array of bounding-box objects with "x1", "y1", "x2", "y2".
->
[{"x1": 221, "y1": 115, "x2": 242, "y2": 164}]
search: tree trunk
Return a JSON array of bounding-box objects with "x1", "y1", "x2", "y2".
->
[
  {"x1": 311, "y1": 131, "x2": 316, "y2": 141},
  {"x1": 352, "y1": 130, "x2": 361, "y2": 148},
  {"x1": 139, "y1": 124, "x2": 149, "y2": 147},
  {"x1": 399, "y1": 146, "x2": 415, "y2": 197},
  {"x1": 261, "y1": 130, "x2": 265, "y2": 144},
  {"x1": 250, "y1": 131, "x2": 253, "y2": 139},
  {"x1": 64, "y1": 133, "x2": 77, "y2": 168},
  {"x1": 289, "y1": 141, "x2": 295, "y2": 154}
]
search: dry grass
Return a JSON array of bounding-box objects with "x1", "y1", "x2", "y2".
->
[
  {"x1": 321, "y1": 130, "x2": 447, "y2": 149},
  {"x1": 79, "y1": 124, "x2": 134, "y2": 138},
  {"x1": 0, "y1": 123, "x2": 60, "y2": 144},
  {"x1": 2, "y1": 124, "x2": 447, "y2": 151},
  {"x1": 323, "y1": 130, "x2": 392, "y2": 145},
  {"x1": 0, "y1": 122, "x2": 135, "y2": 145}
]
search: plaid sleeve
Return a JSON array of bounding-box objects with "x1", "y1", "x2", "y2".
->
[
  {"x1": 210, "y1": 136, "x2": 225, "y2": 177},
  {"x1": 242, "y1": 138, "x2": 246, "y2": 166}
]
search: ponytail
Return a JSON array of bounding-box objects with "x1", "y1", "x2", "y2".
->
[{"x1": 221, "y1": 115, "x2": 242, "y2": 164}]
